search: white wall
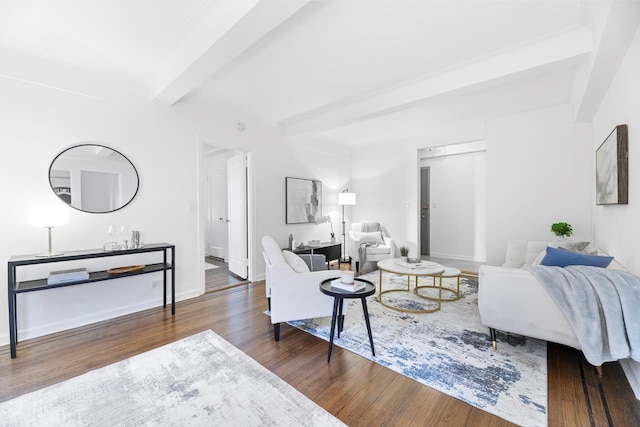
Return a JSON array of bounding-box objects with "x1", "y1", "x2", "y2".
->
[
  {"x1": 486, "y1": 103, "x2": 593, "y2": 265},
  {"x1": 421, "y1": 151, "x2": 487, "y2": 262},
  {"x1": 0, "y1": 78, "x2": 351, "y2": 345},
  {"x1": 591, "y1": 26, "x2": 640, "y2": 398},
  {"x1": 592, "y1": 27, "x2": 640, "y2": 274},
  {"x1": 351, "y1": 103, "x2": 592, "y2": 266}
]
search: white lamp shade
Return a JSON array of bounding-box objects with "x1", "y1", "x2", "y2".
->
[
  {"x1": 28, "y1": 204, "x2": 70, "y2": 227},
  {"x1": 338, "y1": 192, "x2": 356, "y2": 206}
]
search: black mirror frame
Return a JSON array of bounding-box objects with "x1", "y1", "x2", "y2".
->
[{"x1": 48, "y1": 143, "x2": 140, "y2": 214}]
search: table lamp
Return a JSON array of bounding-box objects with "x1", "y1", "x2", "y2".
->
[
  {"x1": 28, "y1": 203, "x2": 70, "y2": 257},
  {"x1": 338, "y1": 190, "x2": 356, "y2": 263}
]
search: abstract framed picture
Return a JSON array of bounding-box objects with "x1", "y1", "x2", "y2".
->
[
  {"x1": 596, "y1": 124, "x2": 628, "y2": 205},
  {"x1": 285, "y1": 177, "x2": 322, "y2": 224}
]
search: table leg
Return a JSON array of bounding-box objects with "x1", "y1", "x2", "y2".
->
[
  {"x1": 8, "y1": 265, "x2": 17, "y2": 359},
  {"x1": 327, "y1": 297, "x2": 340, "y2": 363},
  {"x1": 361, "y1": 297, "x2": 375, "y2": 357},
  {"x1": 337, "y1": 298, "x2": 345, "y2": 338}
]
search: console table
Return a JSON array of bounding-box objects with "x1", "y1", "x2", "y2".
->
[
  {"x1": 7, "y1": 243, "x2": 175, "y2": 358},
  {"x1": 288, "y1": 242, "x2": 341, "y2": 269}
]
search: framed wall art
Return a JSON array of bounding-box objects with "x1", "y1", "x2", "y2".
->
[
  {"x1": 596, "y1": 124, "x2": 628, "y2": 205},
  {"x1": 286, "y1": 177, "x2": 322, "y2": 224}
]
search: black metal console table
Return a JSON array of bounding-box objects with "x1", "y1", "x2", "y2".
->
[{"x1": 7, "y1": 243, "x2": 175, "y2": 358}]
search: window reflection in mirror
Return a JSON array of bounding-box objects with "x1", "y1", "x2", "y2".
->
[{"x1": 49, "y1": 144, "x2": 139, "y2": 213}]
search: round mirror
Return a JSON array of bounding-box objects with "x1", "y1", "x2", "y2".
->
[{"x1": 49, "y1": 144, "x2": 139, "y2": 213}]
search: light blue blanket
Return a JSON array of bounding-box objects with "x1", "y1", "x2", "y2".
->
[{"x1": 529, "y1": 265, "x2": 640, "y2": 366}]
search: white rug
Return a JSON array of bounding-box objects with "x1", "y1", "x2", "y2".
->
[
  {"x1": 0, "y1": 330, "x2": 345, "y2": 427},
  {"x1": 289, "y1": 273, "x2": 548, "y2": 427}
]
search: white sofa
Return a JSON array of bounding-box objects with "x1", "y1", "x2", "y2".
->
[
  {"x1": 348, "y1": 222, "x2": 396, "y2": 273},
  {"x1": 478, "y1": 240, "x2": 582, "y2": 350}
]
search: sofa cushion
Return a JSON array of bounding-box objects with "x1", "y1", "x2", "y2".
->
[
  {"x1": 502, "y1": 240, "x2": 548, "y2": 269},
  {"x1": 363, "y1": 245, "x2": 391, "y2": 255},
  {"x1": 283, "y1": 250, "x2": 311, "y2": 273},
  {"x1": 540, "y1": 246, "x2": 613, "y2": 268}
]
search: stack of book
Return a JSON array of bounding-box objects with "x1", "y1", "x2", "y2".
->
[
  {"x1": 330, "y1": 279, "x2": 366, "y2": 292},
  {"x1": 47, "y1": 268, "x2": 89, "y2": 285}
]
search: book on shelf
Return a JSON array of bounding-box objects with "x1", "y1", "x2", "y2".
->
[
  {"x1": 330, "y1": 279, "x2": 366, "y2": 292},
  {"x1": 47, "y1": 268, "x2": 89, "y2": 285}
]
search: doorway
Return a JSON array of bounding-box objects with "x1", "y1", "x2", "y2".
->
[
  {"x1": 420, "y1": 167, "x2": 430, "y2": 256},
  {"x1": 200, "y1": 144, "x2": 251, "y2": 293}
]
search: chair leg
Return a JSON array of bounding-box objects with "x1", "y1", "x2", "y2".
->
[
  {"x1": 274, "y1": 323, "x2": 280, "y2": 341},
  {"x1": 268, "y1": 297, "x2": 271, "y2": 311}
]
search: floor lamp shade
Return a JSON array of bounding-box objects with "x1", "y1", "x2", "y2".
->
[{"x1": 338, "y1": 192, "x2": 356, "y2": 262}]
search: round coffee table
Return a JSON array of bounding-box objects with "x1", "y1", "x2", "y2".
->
[
  {"x1": 377, "y1": 258, "x2": 445, "y2": 314},
  {"x1": 320, "y1": 278, "x2": 376, "y2": 363}
]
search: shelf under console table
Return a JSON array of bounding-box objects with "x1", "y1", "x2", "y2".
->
[{"x1": 7, "y1": 243, "x2": 175, "y2": 358}]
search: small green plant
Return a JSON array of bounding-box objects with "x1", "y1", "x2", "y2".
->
[
  {"x1": 551, "y1": 222, "x2": 573, "y2": 238},
  {"x1": 399, "y1": 245, "x2": 409, "y2": 257}
]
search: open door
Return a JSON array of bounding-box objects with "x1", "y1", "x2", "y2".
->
[{"x1": 227, "y1": 152, "x2": 248, "y2": 279}]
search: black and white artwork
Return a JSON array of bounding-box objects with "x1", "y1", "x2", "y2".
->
[
  {"x1": 286, "y1": 177, "x2": 322, "y2": 224},
  {"x1": 596, "y1": 124, "x2": 628, "y2": 205}
]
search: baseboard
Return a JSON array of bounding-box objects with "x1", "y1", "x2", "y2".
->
[
  {"x1": 620, "y1": 359, "x2": 640, "y2": 400},
  {"x1": 0, "y1": 289, "x2": 201, "y2": 347},
  {"x1": 428, "y1": 251, "x2": 483, "y2": 262}
]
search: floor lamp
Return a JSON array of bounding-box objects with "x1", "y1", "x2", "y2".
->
[{"x1": 338, "y1": 190, "x2": 356, "y2": 263}]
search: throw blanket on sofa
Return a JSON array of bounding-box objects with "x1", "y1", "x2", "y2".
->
[
  {"x1": 358, "y1": 222, "x2": 382, "y2": 267},
  {"x1": 530, "y1": 265, "x2": 640, "y2": 366}
]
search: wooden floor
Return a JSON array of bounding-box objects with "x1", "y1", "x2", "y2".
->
[
  {"x1": 1, "y1": 273, "x2": 639, "y2": 426},
  {"x1": 205, "y1": 256, "x2": 249, "y2": 292}
]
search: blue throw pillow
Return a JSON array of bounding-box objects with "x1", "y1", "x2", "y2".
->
[{"x1": 540, "y1": 246, "x2": 613, "y2": 268}]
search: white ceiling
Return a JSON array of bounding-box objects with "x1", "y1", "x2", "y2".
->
[{"x1": 0, "y1": 0, "x2": 636, "y2": 148}]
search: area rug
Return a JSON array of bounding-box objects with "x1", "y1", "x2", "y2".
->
[
  {"x1": 0, "y1": 330, "x2": 345, "y2": 427},
  {"x1": 289, "y1": 272, "x2": 548, "y2": 427}
]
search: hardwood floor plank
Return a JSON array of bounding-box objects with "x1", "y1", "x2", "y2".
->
[{"x1": 1, "y1": 280, "x2": 639, "y2": 427}]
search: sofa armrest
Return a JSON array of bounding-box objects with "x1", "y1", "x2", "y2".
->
[{"x1": 269, "y1": 265, "x2": 342, "y2": 323}]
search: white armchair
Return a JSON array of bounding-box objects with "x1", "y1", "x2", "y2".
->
[
  {"x1": 262, "y1": 235, "x2": 342, "y2": 341},
  {"x1": 348, "y1": 222, "x2": 396, "y2": 273}
]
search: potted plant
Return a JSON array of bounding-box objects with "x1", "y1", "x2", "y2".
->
[
  {"x1": 399, "y1": 245, "x2": 409, "y2": 261},
  {"x1": 551, "y1": 222, "x2": 573, "y2": 239}
]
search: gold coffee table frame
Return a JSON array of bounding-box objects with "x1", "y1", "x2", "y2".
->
[{"x1": 377, "y1": 258, "x2": 445, "y2": 314}]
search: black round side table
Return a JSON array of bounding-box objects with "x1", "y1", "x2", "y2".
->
[{"x1": 320, "y1": 277, "x2": 376, "y2": 363}]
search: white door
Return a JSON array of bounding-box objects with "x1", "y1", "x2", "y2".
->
[
  {"x1": 205, "y1": 169, "x2": 227, "y2": 258},
  {"x1": 227, "y1": 152, "x2": 248, "y2": 278}
]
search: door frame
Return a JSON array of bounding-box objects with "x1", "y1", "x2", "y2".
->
[{"x1": 196, "y1": 139, "x2": 256, "y2": 294}]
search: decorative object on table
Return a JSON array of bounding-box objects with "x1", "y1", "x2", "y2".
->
[
  {"x1": 285, "y1": 177, "x2": 322, "y2": 224},
  {"x1": 27, "y1": 203, "x2": 70, "y2": 257},
  {"x1": 338, "y1": 189, "x2": 356, "y2": 262},
  {"x1": 288, "y1": 234, "x2": 294, "y2": 249},
  {"x1": 550, "y1": 222, "x2": 572, "y2": 239},
  {"x1": 596, "y1": 124, "x2": 628, "y2": 205},
  {"x1": 0, "y1": 330, "x2": 345, "y2": 427},
  {"x1": 341, "y1": 270, "x2": 355, "y2": 284},
  {"x1": 308, "y1": 239, "x2": 320, "y2": 247},
  {"x1": 290, "y1": 274, "x2": 547, "y2": 427},
  {"x1": 48, "y1": 144, "x2": 139, "y2": 214},
  {"x1": 399, "y1": 245, "x2": 409, "y2": 261},
  {"x1": 107, "y1": 265, "x2": 145, "y2": 274},
  {"x1": 131, "y1": 230, "x2": 141, "y2": 248},
  {"x1": 316, "y1": 215, "x2": 336, "y2": 243},
  {"x1": 47, "y1": 268, "x2": 89, "y2": 285}
]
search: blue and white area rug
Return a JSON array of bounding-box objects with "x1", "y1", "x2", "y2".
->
[
  {"x1": 0, "y1": 330, "x2": 345, "y2": 426},
  {"x1": 289, "y1": 272, "x2": 547, "y2": 427}
]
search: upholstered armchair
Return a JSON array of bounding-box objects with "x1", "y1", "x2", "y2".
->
[
  {"x1": 348, "y1": 222, "x2": 395, "y2": 273},
  {"x1": 262, "y1": 235, "x2": 342, "y2": 341}
]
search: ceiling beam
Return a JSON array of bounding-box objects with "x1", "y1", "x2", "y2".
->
[
  {"x1": 282, "y1": 27, "x2": 593, "y2": 139},
  {"x1": 571, "y1": 1, "x2": 640, "y2": 122},
  {"x1": 149, "y1": 0, "x2": 310, "y2": 106}
]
